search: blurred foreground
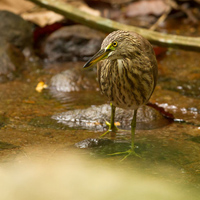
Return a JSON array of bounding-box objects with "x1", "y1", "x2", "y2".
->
[{"x1": 0, "y1": 150, "x2": 199, "y2": 200}]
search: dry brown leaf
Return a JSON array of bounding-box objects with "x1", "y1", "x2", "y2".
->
[
  {"x1": 126, "y1": 0, "x2": 168, "y2": 17},
  {"x1": 0, "y1": 0, "x2": 64, "y2": 26},
  {"x1": 22, "y1": 11, "x2": 64, "y2": 27},
  {"x1": 22, "y1": 100, "x2": 36, "y2": 104},
  {"x1": 0, "y1": 0, "x2": 100, "y2": 26},
  {"x1": 0, "y1": 0, "x2": 34, "y2": 14}
]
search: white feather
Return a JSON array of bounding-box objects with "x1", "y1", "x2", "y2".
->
[{"x1": 117, "y1": 59, "x2": 123, "y2": 76}]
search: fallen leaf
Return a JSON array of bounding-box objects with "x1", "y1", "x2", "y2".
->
[
  {"x1": 153, "y1": 46, "x2": 167, "y2": 56},
  {"x1": 114, "y1": 122, "x2": 121, "y2": 126},
  {"x1": 36, "y1": 81, "x2": 48, "y2": 93},
  {"x1": 22, "y1": 11, "x2": 64, "y2": 27},
  {"x1": 0, "y1": 0, "x2": 34, "y2": 14},
  {"x1": 22, "y1": 100, "x2": 36, "y2": 104}
]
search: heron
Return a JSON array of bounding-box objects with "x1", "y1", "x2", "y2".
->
[{"x1": 83, "y1": 30, "x2": 158, "y2": 159}]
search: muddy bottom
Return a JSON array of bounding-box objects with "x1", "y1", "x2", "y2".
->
[{"x1": 0, "y1": 49, "x2": 200, "y2": 196}]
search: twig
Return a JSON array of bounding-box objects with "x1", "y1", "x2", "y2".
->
[
  {"x1": 180, "y1": 3, "x2": 198, "y2": 24},
  {"x1": 150, "y1": 6, "x2": 172, "y2": 31},
  {"x1": 28, "y1": 0, "x2": 200, "y2": 52},
  {"x1": 167, "y1": 0, "x2": 198, "y2": 24}
]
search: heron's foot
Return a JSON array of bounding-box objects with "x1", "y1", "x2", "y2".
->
[
  {"x1": 108, "y1": 148, "x2": 141, "y2": 161},
  {"x1": 100, "y1": 121, "x2": 118, "y2": 137}
]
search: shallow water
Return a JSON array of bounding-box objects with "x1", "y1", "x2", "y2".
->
[{"x1": 0, "y1": 48, "x2": 200, "y2": 195}]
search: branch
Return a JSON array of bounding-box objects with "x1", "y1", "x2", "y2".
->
[{"x1": 28, "y1": 0, "x2": 200, "y2": 52}]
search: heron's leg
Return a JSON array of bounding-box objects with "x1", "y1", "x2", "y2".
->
[
  {"x1": 130, "y1": 108, "x2": 137, "y2": 151},
  {"x1": 100, "y1": 103, "x2": 118, "y2": 137},
  {"x1": 108, "y1": 103, "x2": 118, "y2": 131},
  {"x1": 108, "y1": 109, "x2": 140, "y2": 161}
]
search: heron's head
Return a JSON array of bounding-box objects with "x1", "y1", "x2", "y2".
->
[{"x1": 83, "y1": 30, "x2": 137, "y2": 68}]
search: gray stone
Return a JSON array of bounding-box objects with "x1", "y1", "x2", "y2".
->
[
  {"x1": 52, "y1": 104, "x2": 170, "y2": 131},
  {"x1": 0, "y1": 11, "x2": 32, "y2": 49},
  {"x1": 0, "y1": 11, "x2": 33, "y2": 82},
  {"x1": 43, "y1": 25, "x2": 105, "y2": 62}
]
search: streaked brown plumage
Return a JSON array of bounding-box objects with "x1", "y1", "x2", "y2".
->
[
  {"x1": 83, "y1": 30, "x2": 158, "y2": 159},
  {"x1": 97, "y1": 31, "x2": 157, "y2": 109}
]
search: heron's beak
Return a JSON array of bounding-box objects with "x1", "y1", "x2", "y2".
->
[{"x1": 83, "y1": 48, "x2": 110, "y2": 68}]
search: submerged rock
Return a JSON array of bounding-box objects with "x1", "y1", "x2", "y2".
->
[
  {"x1": 159, "y1": 77, "x2": 200, "y2": 99},
  {"x1": 0, "y1": 114, "x2": 9, "y2": 128},
  {"x1": 49, "y1": 64, "x2": 104, "y2": 106},
  {"x1": 43, "y1": 25, "x2": 105, "y2": 62},
  {"x1": 50, "y1": 66, "x2": 98, "y2": 93},
  {"x1": 0, "y1": 141, "x2": 18, "y2": 150},
  {"x1": 75, "y1": 138, "x2": 113, "y2": 149},
  {"x1": 158, "y1": 50, "x2": 200, "y2": 99},
  {"x1": 28, "y1": 116, "x2": 69, "y2": 130},
  {"x1": 52, "y1": 104, "x2": 170, "y2": 131}
]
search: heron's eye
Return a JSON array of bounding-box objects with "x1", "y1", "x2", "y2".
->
[{"x1": 112, "y1": 41, "x2": 118, "y2": 47}]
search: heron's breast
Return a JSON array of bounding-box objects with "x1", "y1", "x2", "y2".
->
[{"x1": 98, "y1": 59, "x2": 155, "y2": 109}]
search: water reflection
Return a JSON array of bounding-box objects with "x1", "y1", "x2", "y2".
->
[{"x1": 50, "y1": 90, "x2": 105, "y2": 109}]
